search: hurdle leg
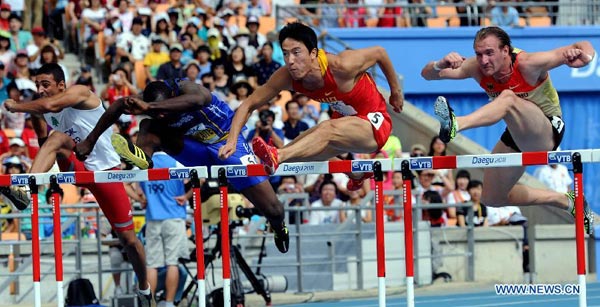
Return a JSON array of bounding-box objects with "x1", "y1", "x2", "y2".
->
[
  {"x1": 572, "y1": 152, "x2": 587, "y2": 307},
  {"x1": 401, "y1": 161, "x2": 415, "y2": 307}
]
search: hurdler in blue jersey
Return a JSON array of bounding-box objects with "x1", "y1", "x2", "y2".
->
[{"x1": 75, "y1": 80, "x2": 289, "y2": 253}]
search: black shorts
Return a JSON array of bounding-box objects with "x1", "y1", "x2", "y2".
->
[{"x1": 500, "y1": 116, "x2": 565, "y2": 152}]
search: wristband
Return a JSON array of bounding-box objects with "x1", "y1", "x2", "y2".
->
[{"x1": 433, "y1": 61, "x2": 442, "y2": 71}]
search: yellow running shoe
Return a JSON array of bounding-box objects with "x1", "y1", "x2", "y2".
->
[{"x1": 111, "y1": 133, "x2": 153, "y2": 169}]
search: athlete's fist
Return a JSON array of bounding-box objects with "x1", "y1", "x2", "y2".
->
[
  {"x1": 439, "y1": 52, "x2": 467, "y2": 70},
  {"x1": 218, "y1": 139, "x2": 237, "y2": 160},
  {"x1": 563, "y1": 48, "x2": 594, "y2": 68},
  {"x1": 3, "y1": 99, "x2": 18, "y2": 112},
  {"x1": 123, "y1": 96, "x2": 150, "y2": 115},
  {"x1": 75, "y1": 139, "x2": 94, "y2": 161},
  {"x1": 389, "y1": 89, "x2": 403, "y2": 113}
]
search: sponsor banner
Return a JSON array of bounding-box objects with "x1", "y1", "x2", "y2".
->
[
  {"x1": 408, "y1": 157, "x2": 433, "y2": 170},
  {"x1": 167, "y1": 167, "x2": 208, "y2": 180},
  {"x1": 56, "y1": 173, "x2": 76, "y2": 184},
  {"x1": 274, "y1": 162, "x2": 329, "y2": 176},
  {"x1": 95, "y1": 170, "x2": 149, "y2": 183},
  {"x1": 11, "y1": 174, "x2": 32, "y2": 186},
  {"x1": 350, "y1": 159, "x2": 393, "y2": 173},
  {"x1": 457, "y1": 153, "x2": 522, "y2": 168},
  {"x1": 547, "y1": 151, "x2": 572, "y2": 164},
  {"x1": 210, "y1": 165, "x2": 248, "y2": 178}
]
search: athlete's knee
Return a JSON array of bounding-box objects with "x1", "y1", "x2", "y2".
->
[
  {"x1": 316, "y1": 119, "x2": 344, "y2": 140},
  {"x1": 46, "y1": 132, "x2": 74, "y2": 149},
  {"x1": 117, "y1": 230, "x2": 139, "y2": 247},
  {"x1": 497, "y1": 90, "x2": 519, "y2": 112}
]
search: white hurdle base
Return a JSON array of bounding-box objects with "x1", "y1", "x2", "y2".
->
[
  {"x1": 34, "y1": 282, "x2": 41, "y2": 307},
  {"x1": 579, "y1": 274, "x2": 587, "y2": 307},
  {"x1": 406, "y1": 276, "x2": 414, "y2": 307},
  {"x1": 223, "y1": 278, "x2": 231, "y2": 307},
  {"x1": 378, "y1": 277, "x2": 386, "y2": 307},
  {"x1": 57, "y1": 281, "x2": 64, "y2": 307},
  {"x1": 198, "y1": 279, "x2": 206, "y2": 307}
]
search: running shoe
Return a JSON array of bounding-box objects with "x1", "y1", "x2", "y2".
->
[
  {"x1": 111, "y1": 133, "x2": 153, "y2": 169},
  {"x1": 0, "y1": 186, "x2": 30, "y2": 210},
  {"x1": 567, "y1": 191, "x2": 594, "y2": 235},
  {"x1": 272, "y1": 222, "x2": 289, "y2": 253},
  {"x1": 252, "y1": 137, "x2": 279, "y2": 175},
  {"x1": 136, "y1": 288, "x2": 156, "y2": 307},
  {"x1": 434, "y1": 96, "x2": 458, "y2": 143},
  {"x1": 346, "y1": 172, "x2": 374, "y2": 191}
]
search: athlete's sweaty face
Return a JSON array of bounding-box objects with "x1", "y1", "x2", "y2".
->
[
  {"x1": 36, "y1": 73, "x2": 65, "y2": 98},
  {"x1": 474, "y1": 35, "x2": 509, "y2": 77},
  {"x1": 282, "y1": 38, "x2": 316, "y2": 81}
]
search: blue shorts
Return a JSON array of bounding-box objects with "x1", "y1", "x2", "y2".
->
[{"x1": 170, "y1": 136, "x2": 267, "y2": 191}]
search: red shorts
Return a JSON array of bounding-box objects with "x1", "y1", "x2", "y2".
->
[
  {"x1": 332, "y1": 111, "x2": 392, "y2": 151},
  {"x1": 58, "y1": 152, "x2": 134, "y2": 232}
]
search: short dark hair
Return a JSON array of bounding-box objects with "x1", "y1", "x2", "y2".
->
[
  {"x1": 143, "y1": 81, "x2": 175, "y2": 102},
  {"x1": 467, "y1": 180, "x2": 483, "y2": 190},
  {"x1": 279, "y1": 22, "x2": 317, "y2": 54},
  {"x1": 285, "y1": 99, "x2": 299, "y2": 111},
  {"x1": 319, "y1": 180, "x2": 338, "y2": 195},
  {"x1": 474, "y1": 26, "x2": 514, "y2": 54},
  {"x1": 36, "y1": 63, "x2": 65, "y2": 83}
]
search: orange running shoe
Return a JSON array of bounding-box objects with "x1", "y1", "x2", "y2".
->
[
  {"x1": 252, "y1": 137, "x2": 279, "y2": 175},
  {"x1": 346, "y1": 172, "x2": 374, "y2": 191}
]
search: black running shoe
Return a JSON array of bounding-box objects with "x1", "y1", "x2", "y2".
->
[
  {"x1": 0, "y1": 186, "x2": 30, "y2": 210},
  {"x1": 111, "y1": 133, "x2": 153, "y2": 169},
  {"x1": 567, "y1": 191, "x2": 594, "y2": 235},
  {"x1": 273, "y1": 223, "x2": 289, "y2": 253},
  {"x1": 434, "y1": 96, "x2": 457, "y2": 143}
]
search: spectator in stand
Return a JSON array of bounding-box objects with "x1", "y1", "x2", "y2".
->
[
  {"x1": 195, "y1": 45, "x2": 212, "y2": 76},
  {"x1": 421, "y1": 190, "x2": 444, "y2": 227},
  {"x1": 27, "y1": 26, "x2": 65, "y2": 71},
  {"x1": 206, "y1": 28, "x2": 228, "y2": 63},
  {"x1": 21, "y1": 116, "x2": 39, "y2": 158},
  {"x1": 316, "y1": 0, "x2": 341, "y2": 28},
  {"x1": 252, "y1": 42, "x2": 281, "y2": 86},
  {"x1": 80, "y1": 0, "x2": 107, "y2": 44},
  {"x1": 166, "y1": 8, "x2": 182, "y2": 35},
  {"x1": 0, "y1": 31, "x2": 14, "y2": 69},
  {"x1": 298, "y1": 0, "x2": 319, "y2": 26},
  {"x1": 114, "y1": 0, "x2": 134, "y2": 33},
  {"x1": 534, "y1": 163, "x2": 572, "y2": 193},
  {"x1": 343, "y1": 0, "x2": 367, "y2": 27},
  {"x1": 277, "y1": 175, "x2": 305, "y2": 224},
  {"x1": 383, "y1": 171, "x2": 403, "y2": 221},
  {"x1": 153, "y1": 15, "x2": 176, "y2": 52},
  {"x1": 0, "y1": 4, "x2": 10, "y2": 31},
  {"x1": 143, "y1": 37, "x2": 170, "y2": 83},
  {"x1": 445, "y1": 169, "x2": 471, "y2": 226},
  {"x1": 226, "y1": 45, "x2": 257, "y2": 86},
  {"x1": 265, "y1": 30, "x2": 284, "y2": 67},
  {"x1": 228, "y1": 80, "x2": 253, "y2": 111},
  {"x1": 340, "y1": 188, "x2": 372, "y2": 223},
  {"x1": 246, "y1": 0, "x2": 269, "y2": 17},
  {"x1": 309, "y1": 180, "x2": 343, "y2": 224},
  {"x1": 46, "y1": 0, "x2": 69, "y2": 41},
  {"x1": 211, "y1": 61, "x2": 231, "y2": 99},
  {"x1": 294, "y1": 92, "x2": 319, "y2": 128},
  {"x1": 137, "y1": 7, "x2": 153, "y2": 37},
  {"x1": 282, "y1": 100, "x2": 309, "y2": 143},
  {"x1": 490, "y1": 0, "x2": 520, "y2": 27},
  {"x1": 0, "y1": 138, "x2": 32, "y2": 168},
  {"x1": 378, "y1": 0, "x2": 406, "y2": 27},
  {"x1": 414, "y1": 169, "x2": 447, "y2": 206},
  {"x1": 183, "y1": 60, "x2": 201, "y2": 84},
  {"x1": 246, "y1": 16, "x2": 266, "y2": 49},
  {"x1": 8, "y1": 50, "x2": 33, "y2": 79},
  {"x1": 247, "y1": 109, "x2": 284, "y2": 148},
  {"x1": 217, "y1": 9, "x2": 238, "y2": 39},
  {"x1": 428, "y1": 136, "x2": 455, "y2": 190},
  {"x1": 39, "y1": 45, "x2": 70, "y2": 84},
  {"x1": 65, "y1": 0, "x2": 83, "y2": 53},
  {"x1": 233, "y1": 28, "x2": 258, "y2": 66},
  {"x1": 73, "y1": 65, "x2": 95, "y2": 91},
  {"x1": 182, "y1": 19, "x2": 204, "y2": 48},
  {"x1": 458, "y1": 180, "x2": 488, "y2": 227},
  {"x1": 1, "y1": 82, "x2": 26, "y2": 130},
  {"x1": 0, "y1": 63, "x2": 10, "y2": 102},
  {"x1": 179, "y1": 33, "x2": 196, "y2": 64},
  {"x1": 406, "y1": 0, "x2": 431, "y2": 27},
  {"x1": 8, "y1": 15, "x2": 31, "y2": 53},
  {"x1": 156, "y1": 44, "x2": 184, "y2": 81},
  {"x1": 116, "y1": 17, "x2": 150, "y2": 63},
  {"x1": 455, "y1": 0, "x2": 480, "y2": 26},
  {"x1": 212, "y1": 18, "x2": 232, "y2": 50},
  {"x1": 102, "y1": 68, "x2": 139, "y2": 106}
]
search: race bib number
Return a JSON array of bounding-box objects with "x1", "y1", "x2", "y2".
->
[
  {"x1": 550, "y1": 116, "x2": 564, "y2": 134},
  {"x1": 240, "y1": 154, "x2": 258, "y2": 165},
  {"x1": 367, "y1": 112, "x2": 384, "y2": 130}
]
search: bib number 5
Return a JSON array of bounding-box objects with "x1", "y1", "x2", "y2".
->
[{"x1": 367, "y1": 112, "x2": 384, "y2": 130}]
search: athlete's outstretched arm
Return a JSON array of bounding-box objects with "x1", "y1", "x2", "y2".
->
[
  {"x1": 421, "y1": 52, "x2": 478, "y2": 81},
  {"x1": 519, "y1": 41, "x2": 596, "y2": 77},
  {"x1": 144, "y1": 81, "x2": 212, "y2": 114},
  {"x1": 4, "y1": 85, "x2": 92, "y2": 114},
  {"x1": 335, "y1": 46, "x2": 403, "y2": 112},
  {"x1": 218, "y1": 67, "x2": 292, "y2": 160}
]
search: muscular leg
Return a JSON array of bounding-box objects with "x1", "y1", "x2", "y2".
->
[
  {"x1": 482, "y1": 141, "x2": 568, "y2": 210},
  {"x1": 137, "y1": 119, "x2": 184, "y2": 157},
  {"x1": 116, "y1": 230, "x2": 150, "y2": 290},
  {"x1": 241, "y1": 180, "x2": 284, "y2": 222},
  {"x1": 455, "y1": 90, "x2": 554, "y2": 151},
  {"x1": 30, "y1": 132, "x2": 75, "y2": 173},
  {"x1": 279, "y1": 117, "x2": 379, "y2": 162}
]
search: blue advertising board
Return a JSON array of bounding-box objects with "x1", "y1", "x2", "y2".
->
[{"x1": 324, "y1": 27, "x2": 600, "y2": 95}]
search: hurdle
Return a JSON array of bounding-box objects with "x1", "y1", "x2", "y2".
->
[{"x1": 6, "y1": 148, "x2": 593, "y2": 306}]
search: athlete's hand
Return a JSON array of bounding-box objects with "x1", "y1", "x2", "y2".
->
[
  {"x1": 123, "y1": 96, "x2": 150, "y2": 115},
  {"x1": 3, "y1": 99, "x2": 17, "y2": 112},
  {"x1": 389, "y1": 89, "x2": 403, "y2": 113},
  {"x1": 563, "y1": 48, "x2": 594, "y2": 68},
  {"x1": 218, "y1": 139, "x2": 237, "y2": 160},
  {"x1": 440, "y1": 52, "x2": 467, "y2": 70},
  {"x1": 74, "y1": 139, "x2": 94, "y2": 161}
]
